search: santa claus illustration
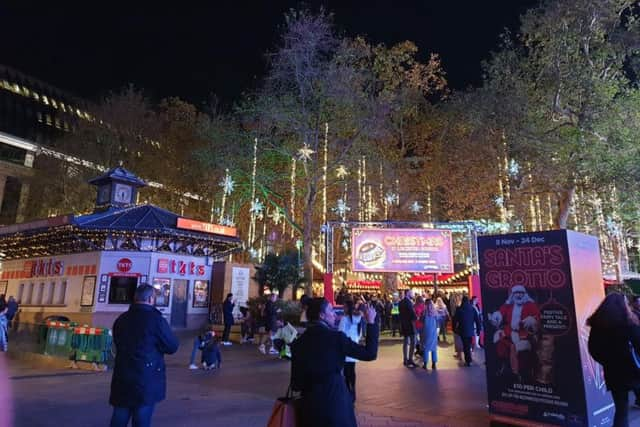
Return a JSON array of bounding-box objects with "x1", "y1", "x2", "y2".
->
[{"x1": 489, "y1": 284, "x2": 540, "y2": 380}]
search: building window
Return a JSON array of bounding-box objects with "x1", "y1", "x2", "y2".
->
[
  {"x1": 56, "y1": 280, "x2": 67, "y2": 304},
  {"x1": 35, "y1": 282, "x2": 44, "y2": 305},
  {"x1": 42, "y1": 95, "x2": 49, "y2": 105},
  {"x1": 108, "y1": 276, "x2": 138, "y2": 304},
  {"x1": 17, "y1": 283, "x2": 24, "y2": 303},
  {"x1": 46, "y1": 282, "x2": 55, "y2": 305},
  {"x1": 25, "y1": 283, "x2": 34, "y2": 304}
]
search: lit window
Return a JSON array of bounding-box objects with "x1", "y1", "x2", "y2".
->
[
  {"x1": 54, "y1": 118, "x2": 61, "y2": 129},
  {"x1": 17, "y1": 284, "x2": 24, "y2": 302},
  {"x1": 13, "y1": 84, "x2": 20, "y2": 94},
  {"x1": 42, "y1": 95, "x2": 49, "y2": 105},
  {"x1": 25, "y1": 283, "x2": 34, "y2": 304},
  {"x1": 76, "y1": 108, "x2": 82, "y2": 116},
  {"x1": 36, "y1": 283, "x2": 45, "y2": 304},
  {"x1": 46, "y1": 282, "x2": 55, "y2": 304},
  {"x1": 57, "y1": 280, "x2": 67, "y2": 304},
  {"x1": 0, "y1": 80, "x2": 8, "y2": 89},
  {"x1": 51, "y1": 99, "x2": 58, "y2": 109},
  {"x1": 33, "y1": 92, "x2": 40, "y2": 101},
  {"x1": 45, "y1": 114, "x2": 52, "y2": 126},
  {"x1": 22, "y1": 86, "x2": 29, "y2": 96},
  {"x1": 60, "y1": 103, "x2": 66, "y2": 112}
]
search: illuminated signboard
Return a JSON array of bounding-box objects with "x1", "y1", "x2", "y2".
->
[
  {"x1": 351, "y1": 228, "x2": 454, "y2": 273},
  {"x1": 176, "y1": 218, "x2": 237, "y2": 237}
]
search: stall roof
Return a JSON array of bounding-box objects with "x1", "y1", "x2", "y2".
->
[{"x1": 0, "y1": 204, "x2": 243, "y2": 260}]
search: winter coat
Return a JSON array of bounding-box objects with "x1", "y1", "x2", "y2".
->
[
  {"x1": 421, "y1": 314, "x2": 438, "y2": 353},
  {"x1": 398, "y1": 298, "x2": 416, "y2": 337},
  {"x1": 291, "y1": 321, "x2": 379, "y2": 427},
  {"x1": 589, "y1": 322, "x2": 640, "y2": 391},
  {"x1": 338, "y1": 314, "x2": 363, "y2": 363},
  {"x1": 110, "y1": 304, "x2": 179, "y2": 408},
  {"x1": 265, "y1": 300, "x2": 278, "y2": 332},
  {"x1": 414, "y1": 302, "x2": 425, "y2": 331},
  {"x1": 200, "y1": 333, "x2": 222, "y2": 367},
  {"x1": 223, "y1": 299, "x2": 235, "y2": 325},
  {"x1": 453, "y1": 302, "x2": 481, "y2": 338}
]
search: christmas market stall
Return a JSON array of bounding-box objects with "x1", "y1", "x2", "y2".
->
[{"x1": 0, "y1": 167, "x2": 243, "y2": 330}]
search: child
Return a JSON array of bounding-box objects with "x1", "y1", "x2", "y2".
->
[{"x1": 200, "y1": 327, "x2": 222, "y2": 370}]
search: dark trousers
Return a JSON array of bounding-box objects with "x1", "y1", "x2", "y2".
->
[
  {"x1": 611, "y1": 388, "x2": 629, "y2": 427},
  {"x1": 462, "y1": 336, "x2": 472, "y2": 365},
  {"x1": 403, "y1": 334, "x2": 416, "y2": 364},
  {"x1": 110, "y1": 405, "x2": 155, "y2": 427},
  {"x1": 344, "y1": 361, "x2": 356, "y2": 401},
  {"x1": 222, "y1": 323, "x2": 232, "y2": 342},
  {"x1": 391, "y1": 315, "x2": 399, "y2": 337}
]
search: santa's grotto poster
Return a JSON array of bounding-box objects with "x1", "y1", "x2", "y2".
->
[{"x1": 478, "y1": 230, "x2": 613, "y2": 427}]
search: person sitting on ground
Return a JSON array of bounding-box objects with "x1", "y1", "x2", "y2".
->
[
  {"x1": 189, "y1": 325, "x2": 213, "y2": 370},
  {"x1": 271, "y1": 318, "x2": 298, "y2": 359},
  {"x1": 200, "y1": 326, "x2": 222, "y2": 370},
  {"x1": 239, "y1": 305, "x2": 255, "y2": 344}
]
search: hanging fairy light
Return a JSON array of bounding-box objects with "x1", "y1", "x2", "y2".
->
[
  {"x1": 322, "y1": 122, "x2": 328, "y2": 228},
  {"x1": 290, "y1": 158, "x2": 296, "y2": 238},
  {"x1": 250, "y1": 199, "x2": 264, "y2": 220},
  {"x1": 248, "y1": 138, "x2": 258, "y2": 247},
  {"x1": 218, "y1": 168, "x2": 234, "y2": 223},
  {"x1": 508, "y1": 159, "x2": 520, "y2": 177},
  {"x1": 269, "y1": 208, "x2": 283, "y2": 225}
]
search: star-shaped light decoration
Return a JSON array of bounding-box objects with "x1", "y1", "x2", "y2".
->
[
  {"x1": 341, "y1": 238, "x2": 350, "y2": 251},
  {"x1": 367, "y1": 203, "x2": 379, "y2": 217},
  {"x1": 508, "y1": 159, "x2": 520, "y2": 177},
  {"x1": 219, "y1": 172, "x2": 235, "y2": 195},
  {"x1": 494, "y1": 196, "x2": 504, "y2": 207},
  {"x1": 269, "y1": 208, "x2": 283, "y2": 225},
  {"x1": 220, "y1": 217, "x2": 235, "y2": 227},
  {"x1": 248, "y1": 248, "x2": 258, "y2": 258},
  {"x1": 336, "y1": 165, "x2": 349, "y2": 179},
  {"x1": 249, "y1": 199, "x2": 264, "y2": 215},
  {"x1": 332, "y1": 199, "x2": 351, "y2": 219},
  {"x1": 385, "y1": 191, "x2": 399, "y2": 205},
  {"x1": 297, "y1": 144, "x2": 315, "y2": 162},
  {"x1": 409, "y1": 201, "x2": 423, "y2": 215}
]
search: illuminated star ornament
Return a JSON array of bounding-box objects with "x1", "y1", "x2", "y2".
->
[
  {"x1": 248, "y1": 248, "x2": 258, "y2": 258},
  {"x1": 385, "y1": 192, "x2": 399, "y2": 205},
  {"x1": 508, "y1": 159, "x2": 520, "y2": 177},
  {"x1": 297, "y1": 144, "x2": 315, "y2": 162},
  {"x1": 336, "y1": 165, "x2": 349, "y2": 179},
  {"x1": 332, "y1": 199, "x2": 351, "y2": 219},
  {"x1": 219, "y1": 173, "x2": 235, "y2": 195},
  {"x1": 409, "y1": 201, "x2": 423, "y2": 214},
  {"x1": 269, "y1": 208, "x2": 283, "y2": 225},
  {"x1": 367, "y1": 203, "x2": 379, "y2": 217},
  {"x1": 494, "y1": 196, "x2": 504, "y2": 207}
]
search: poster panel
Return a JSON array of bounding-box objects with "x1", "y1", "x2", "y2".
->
[
  {"x1": 351, "y1": 228, "x2": 453, "y2": 273},
  {"x1": 478, "y1": 230, "x2": 610, "y2": 426},
  {"x1": 192, "y1": 280, "x2": 209, "y2": 308},
  {"x1": 152, "y1": 278, "x2": 171, "y2": 308},
  {"x1": 231, "y1": 267, "x2": 250, "y2": 307},
  {"x1": 80, "y1": 276, "x2": 96, "y2": 307}
]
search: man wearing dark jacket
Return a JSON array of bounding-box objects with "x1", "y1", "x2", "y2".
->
[
  {"x1": 222, "y1": 293, "x2": 235, "y2": 346},
  {"x1": 291, "y1": 297, "x2": 378, "y2": 427},
  {"x1": 110, "y1": 284, "x2": 179, "y2": 427},
  {"x1": 453, "y1": 295, "x2": 481, "y2": 367},
  {"x1": 398, "y1": 290, "x2": 417, "y2": 367}
]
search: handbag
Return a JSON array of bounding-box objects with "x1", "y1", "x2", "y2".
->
[{"x1": 266, "y1": 385, "x2": 301, "y2": 427}]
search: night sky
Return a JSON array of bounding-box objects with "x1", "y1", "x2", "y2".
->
[{"x1": 0, "y1": 1, "x2": 539, "y2": 109}]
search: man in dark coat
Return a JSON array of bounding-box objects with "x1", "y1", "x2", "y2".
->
[
  {"x1": 453, "y1": 295, "x2": 481, "y2": 367},
  {"x1": 222, "y1": 293, "x2": 235, "y2": 345},
  {"x1": 291, "y1": 297, "x2": 379, "y2": 427},
  {"x1": 398, "y1": 290, "x2": 417, "y2": 367},
  {"x1": 110, "y1": 284, "x2": 179, "y2": 427}
]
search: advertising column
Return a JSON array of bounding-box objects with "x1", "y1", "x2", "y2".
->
[{"x1": 478, "y1": 230, "x2": 613, "y2": 427}]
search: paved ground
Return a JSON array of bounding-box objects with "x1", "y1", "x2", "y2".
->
[{"x1": 3, "y1": 332, "x2": 640, "y2": 427}]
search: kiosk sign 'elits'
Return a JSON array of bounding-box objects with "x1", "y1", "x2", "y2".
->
[{"x1": 116, "y1": 258, "x2": 132, "y2": 273}]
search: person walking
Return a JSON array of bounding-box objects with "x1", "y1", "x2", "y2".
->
[
  {"x1": 5, "y1": 296, "x2": 17, "y2": 329},
  {"x1": 471, "y1": 296, "x2": 483, "y2": 349},
  {"x1": 262, "y1": 293, "x2": 280, "y2": 355},
  {"x1": 413, "y1": 296, "x2": 425, "y2": 357},
  {"x1": 110, "y1": 284, "x2": 179, "y2": 427},
  {"x1": 222, "y1": 293, "x2": 235, "y2": 346},
  {"x1": 291, "y1": 297, "x2": 379, "y2": 427},
  {"x1": 435, "y1": 297, "x2": 450, "y2": 343},
  {"x1": 421, "y1": 299, "x2": 439, "y2": 370},
  {"x1": 588, "y1": 293, "x2": 640, "y2": 427},
  {"x1": 399, "y1": 290, "x2": 417, "y2": 367},
  {"x1": 338, "y1": 298, "x2": 363, "y2": 401},
  {"x1": 453, "y1": 296, "x2": 481, "y2": 367}
]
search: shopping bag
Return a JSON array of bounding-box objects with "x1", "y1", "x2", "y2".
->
[{"x1": 266, "y1": 387, "x2": 300, "y2": 427}]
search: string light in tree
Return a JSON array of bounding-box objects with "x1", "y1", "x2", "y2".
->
[
  {"x1": 218, "y1": 168, "x2": 234, "y2": 223},
  {"x1": 409, "y1": 201, "x2": 423, "y2": 215},
  {"x1": 248, "y1": 138, "x2": 259, "y2": 247},
  {"x1": 269, "y1": 208, "x2": 283, "y2": 225},
  {"x1": 385, "y1": 192, "x2": 399, "y2": 205},
  {"x1": 494, "y1": 196, "x2": 504, "y2": 208},
  {"x1": 250, "y1": 199, "x2": 264, "y2": 220},
  {"x1": 508, "y1": 159, "x2": 520, "y2": 177}
]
